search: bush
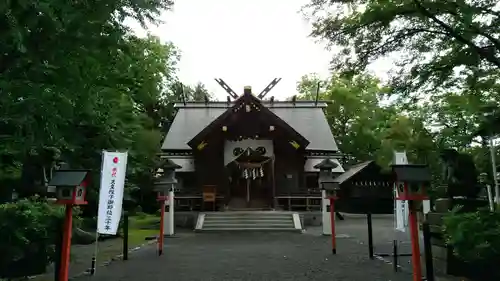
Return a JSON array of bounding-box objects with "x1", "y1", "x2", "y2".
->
[
  {"x1": 0, "y1": 197, "x2": 82, "y2": 278},
  {"x1": 129, "y1": 205, "x2": 143, "y2": 215},
  {"x1": 81, "y1": 216, "x2": 97, "y2": 230},
  {"x1": 443, "y1": 206, "x2": 500, "y2": 261}
]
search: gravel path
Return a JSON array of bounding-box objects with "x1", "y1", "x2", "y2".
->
[
  {"x1": 80, "y1": 227, "x2": 413, "y2": 281},
  {"x1": 338, "y1": 214, "x2": 424, "y2": 274}
]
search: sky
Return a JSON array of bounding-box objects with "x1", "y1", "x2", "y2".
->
[{"x1": 129, "y1": 0, "x2": 390, "y2": 100}]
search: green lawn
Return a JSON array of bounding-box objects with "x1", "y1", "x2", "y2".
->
[
  {"x1": 127, "y1": 213, "x2": 161, "y2": 246},
  {"x1": 128, "y1": 228, "x2": 158, "y2": 246}
]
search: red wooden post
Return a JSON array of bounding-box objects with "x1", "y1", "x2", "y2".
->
[
  {"x1": 392, "y1": 164, "x2": 430, "y2": 281},
  {"x1": 158, "y1": 197, "x2": 165, "y2": 256},
  {"x1": 408, "y1": 201, "x2": 422, "y2": 281},
  {"x1": 59, "y1": 205, "x2": 73, "y2": 281},
  {"x1": 329, "y1": 197, "x2": 336, "y2": 254}
]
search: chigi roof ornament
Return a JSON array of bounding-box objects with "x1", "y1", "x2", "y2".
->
[{"x1": 214, "y1": 77, "x2": 282, "y2": 100}]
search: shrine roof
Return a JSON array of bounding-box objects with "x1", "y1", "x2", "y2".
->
[
  {"x1": 161, "y1": 100, "x2": 339, "y2": 152},
  {"x1": 333, "y1": 161, "x2": 374, "y2": 184}
]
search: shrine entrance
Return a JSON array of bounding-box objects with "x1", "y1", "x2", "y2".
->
[
  {"x1": 187, "y1": 86, "x2": 310, "y2": 212},
  {"x1": 227, "y1": 150, "x2": 274, "y2": 209}
]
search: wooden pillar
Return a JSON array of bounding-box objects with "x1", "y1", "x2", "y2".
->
[{"x1": 271, "y1": 157, "x2": 276, "y2": 209}]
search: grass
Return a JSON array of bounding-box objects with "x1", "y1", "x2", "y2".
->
[
  {"x1": 126, "y1": 213, "x2": 161, "y2": 246},
  {"x1": 129, "y1": 212, "x2": 160, "y2": 229},
  {"x1": 128, "y1": 228, "x2": 159, "y2": 246}
]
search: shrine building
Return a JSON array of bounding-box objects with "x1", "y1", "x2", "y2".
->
[{"x1": 160, "y1": 83, "x2": 344, "y2": 212}]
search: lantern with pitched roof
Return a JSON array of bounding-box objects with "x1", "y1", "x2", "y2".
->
[
  {"x1": 154, "y1": 158, "x2": 181, "y2": 200},
  {"x1": 153, "y1": 158, "x2": 181, "y2": 256},
  {"x1": 315, "y1": 158, "x2": 340, "y2": 254},
  {"x1": 48, "y1": 169, "x2": 90, "y2": 205},
  {"x1": 315, "y1": 158, "x2": 340, "y2": 195},
  {"x1": 392, "y1": 164, "x2": 431, "y2": 201}
]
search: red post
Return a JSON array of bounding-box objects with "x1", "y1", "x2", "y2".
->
[
  {"x1": 329, "y1": 197, "x2": 336, "y2": 254},
  {"x1": 158, "y1": 200, "x2": 165, "y2": 256},
  {"x1": 408, "y1": 201, "x2": 422, "y2": 281},
  {"x1": 59, "y1": 205, "x2": 73, "y2": 281}
]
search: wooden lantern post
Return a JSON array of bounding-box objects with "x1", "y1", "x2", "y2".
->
[
  {"x1": 48, "y1": 169, "x2": 90, "y2": 281},
  {"x1": 392, "y1": 164, "x2": 431, "y2": 281},
  {"x1": 323, "y1": 180, "x2": 340, "y2": 254},
  {"x1": 154, "y1": 159, "x2": 181, "y2": 256},
  {"x1": 314, "y1": 158, "x2": 340, "y2": 254}
]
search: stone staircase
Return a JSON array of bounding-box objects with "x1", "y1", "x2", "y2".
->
[{"x1": 195, "y1": 211, "x2": 302, "y2": 232}]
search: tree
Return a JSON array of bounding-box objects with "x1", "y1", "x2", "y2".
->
[
  {"x1": 0, "y1": 0, "x2": 180, "y2": 210},
  {"x1": 183, "y1": 82, "x2": 214, "y2": 101},
  {"x1": 304, "y1": 0, "x2": 500, "y2": 99},
  {"x1": 303, "y1": 0, "x2": 500, "y2": 190},
  {"x1": 297, "y1": 73, "x2": 436, "y2": 168}
]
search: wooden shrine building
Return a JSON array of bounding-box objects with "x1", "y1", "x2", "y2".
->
[
  {"x1": 334, "y1": 161, "x2": 393, "y2": 214},
  {"x1": 160, "y1": 81, "x2": 344, "y2": 211}
]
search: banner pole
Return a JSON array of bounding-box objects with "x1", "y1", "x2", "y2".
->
[
  {"x1": 90, "y1": 232, "x2": 99, "y2": 275},
  {"x1": 92, "y1": 150, "x2": 105, "y2": 275}
]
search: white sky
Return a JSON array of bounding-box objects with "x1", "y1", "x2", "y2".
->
[{"x1": 129, "y1": 0, "x2": 391, "y2": 100}]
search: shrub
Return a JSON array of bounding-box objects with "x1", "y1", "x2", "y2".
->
[
  {"x1": 443, "y1": 206, "x2": 500, "y2": 261},
  {"x1": 0, "y1": 197, "x2": 82, "y2": 278},
  {"x1": 81, "y1": 216, "x2": 97, "y2": 230}
]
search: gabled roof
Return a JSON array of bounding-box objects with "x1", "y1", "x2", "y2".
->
[
  {"x1": 48, "y1": 170, "x2": 90, "y2": 187},
  {"x1": 161, "y1": 100, "x2": 339, "y2": 151},
  {"x1": 333, "y1": 161, "x2": 374, "y2": 184},
  {"x1": 313, "y1": 158, "x2": 339, "y2": 170},
  {"x1": 187, "y1": 91, "x2": 309, "y2": 149}
]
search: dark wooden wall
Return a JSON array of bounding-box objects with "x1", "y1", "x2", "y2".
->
[
  {"x1": 193, "y1": 141, "x2": 229, "y2": 198},
  {"x1": 336, "y1": 164, "x2": 394, "y2": 214},
  {"x1": 273, "y1": 140, "x2": 306, "y2": 195}
]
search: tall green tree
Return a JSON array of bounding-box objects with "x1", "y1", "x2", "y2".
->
[
  {"x1": 0, "y1": 1, "x2": 179, "y2": 208},
  {"x1": 297, "y1": 73, "x2": 436, "y2": 168},
  {"x1": 303, "y1": 0, "x2": 500, "y2": 186},
  {"x1": 303, "y1": 0, "x2": 500, "y2": 99}
]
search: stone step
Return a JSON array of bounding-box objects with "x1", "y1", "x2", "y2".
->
[
  {"x1": 198, "y1": 227, "x2": 300, "y2": 232},
  {"x1": 204, "y1": 219, "x2": 293, "y2": 224},
  {"x1": 202, "y1": 223, "x2": 295, "y2": 228},
  {"x1": 209, "y1": 211, "x2": 294, "y2": 214},
  {"x1": 196, "y1": 211, "x2": 301, "y2": 232},
  {"x1": 205, "y1": 218, "x2": 292, "y2": 221},
  {"x1": 204, "y1": 215, "x2": 293, "y2": 220}
]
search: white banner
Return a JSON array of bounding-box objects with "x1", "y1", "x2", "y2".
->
[
  {"x1": 393, "y1": 151, "x2": 409, "y2": 233},
  {"x1": 97, "y1": 151, "x2": 128, "y2": 235},
  {"x1": 394, "y1": 183, "x2": 409, "y2": 232}
]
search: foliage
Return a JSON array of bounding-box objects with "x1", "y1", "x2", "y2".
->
[
  {"x1": 129, "y1": 213, "x2": 160, "y2": 230},
  {"x1": 0, "y1": 198, "x2": 81, "y2": 277},
  {"x1": 0, "y1": 0, "x2": 184, "y2": 213},
  {"x1": 297, "y1": 73, "x2": 437, "y2": 170},
  {"x1": 302, "y1": 0, "x2": 500, "y2": 188},
  {"x1": 303, "y1": 0, "x2": 500, "y2": 99},
  {"x1": 443, "y1": 206, "x2": 500, "y2": 261}
]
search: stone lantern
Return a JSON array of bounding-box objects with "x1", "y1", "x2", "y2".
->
[
  {"x1": 314, "y1": 158, "x2": 339, "y2": 244},
  {"x1": 153, "y1": 158, "x2": 181, "y2": 255}
]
